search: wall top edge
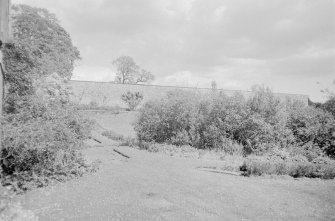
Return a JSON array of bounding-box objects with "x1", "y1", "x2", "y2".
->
[{"x1": 69, "y1": 80, "x2": 309, "y2": 98}]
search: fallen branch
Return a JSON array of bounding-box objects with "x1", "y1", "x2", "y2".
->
[
  {"x1": 90, "y1": 134, "x2": 130, "y2": 159},
  {"x1": 196, "y1": 168, "x2": 241, "y2": 176},
  {"x1": 113, "y1": 149, "x2": 130, "y2": 159},
  {"x1": 92, "y1": 138, "x2": 102, "y2": 144}
]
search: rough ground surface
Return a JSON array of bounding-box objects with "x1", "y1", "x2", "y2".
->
[
  {"x1": 80, "y1": 111, "x2": 137, "y2": 138},
  {"x1": 20, "y1": 139, "x2": 335, "y2": 221}
]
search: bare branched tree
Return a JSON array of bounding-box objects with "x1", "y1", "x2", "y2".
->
[
  {"x1": 112, "y1": 56, "x2": 154, "y2": 84},
  {"x1": 135, "y1": 69, "x2": 155, "y2": 84}
]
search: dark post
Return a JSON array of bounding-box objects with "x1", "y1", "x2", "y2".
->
[{"x1": 0, "y1": 0, "x2": 11, "y2": 150}]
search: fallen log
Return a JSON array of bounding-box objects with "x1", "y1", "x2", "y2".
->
[
  {"x1": 90, "y1": 134, "x2": 131, "y2": 159},
  {"x1": 113, "y1": 149, "x2": 130, "y2": 159},
  {"x1": 92, "y1": 138, "x2": 102, "y2": 144}
]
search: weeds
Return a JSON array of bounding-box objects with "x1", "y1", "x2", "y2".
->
[
  {"x1": 1, "y1": 87, "x2": 94, "y2": 192},
  {"x1": 119, "y1": 137, "x2": 138, "y2": 147},
  {"x1": 77, "y1": 103, "x2": 123, "y2": 113},
  {"x1": 240, "y1": 156, "x2": 335, "y2": 179},
  {"x1": 101, "y1": 130, "x2": 124, "y2": 141}
]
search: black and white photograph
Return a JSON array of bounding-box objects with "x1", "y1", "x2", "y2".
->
[{"x1": 0, "y1": 0, "x2": 335, "y2": 220}]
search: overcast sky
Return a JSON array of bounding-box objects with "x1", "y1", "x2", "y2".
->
[{"x1": 13, "y1": 0, "x2": 335, "y2": 101}]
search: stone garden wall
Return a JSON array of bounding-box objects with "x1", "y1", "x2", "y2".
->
[{"x1": 69, "y1": 80, "x2": 309, "y2": 108}]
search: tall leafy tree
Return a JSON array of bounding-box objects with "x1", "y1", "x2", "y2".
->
[
  {"x1": 4, "y1": 4, "x2": 80, "y2": 81},
  {"x1": 0, "y1": 5, "x2": 90, "y2": 186},
  {"x1": 112, "y1": 56, "x2": 154, "y2": 84},
  {"x1": 3, "y1": 4, "x2": 80, "y2": 112}
]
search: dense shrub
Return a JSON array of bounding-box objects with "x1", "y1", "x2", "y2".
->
[
  {"x1": 135, "y1": 88, "x2": 290, "y2": 153},
  {"x1": 322, "y1": 96, "x2": 335, "y2": 117},
  {"x1": 245, "y1": 86, "x2": 294, "y2": 149},
  {"x1": 121, "y1": 91, "x2": 144, "y2": 110},
  {"x1": 135, "y1": 86, "x2": 335, "y2": 159},
  {"x1": 1, "y1": 95, "x2": 93, "y2": 191},
  {"x1": 0, "y1": 4, "x2": 94, "y2": 192},
  {"x1": 0, "y1": 74, "x2": 91, "y2": 191},
  {"x1": 240, "y1": 155, "x2": 335, "y2": 179},
  {"x1": 1, "y1": 70, "x2": 93, "y2": 192},
  {"x1": 287, "y1": 104, "x2": 335, "y2": 158},
  {"x1": 135, "y1": 90, "x2": 200, "y2": 145}
]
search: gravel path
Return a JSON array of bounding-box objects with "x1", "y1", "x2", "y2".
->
[{"x1": 20, "y1": 142, "x2": 335, "y2": 221}]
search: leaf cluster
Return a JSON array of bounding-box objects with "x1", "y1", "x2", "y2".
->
[
  {"x1": 121, "y1": 91, "x2": 144, "y2": 110},
  {"x1": 9, "y1": 4, "x2": 80, "y2": 79}
]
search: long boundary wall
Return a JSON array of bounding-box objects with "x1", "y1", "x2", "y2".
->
[{"x1": 69, "y1": 80, "x2": 309, "y2": 108}]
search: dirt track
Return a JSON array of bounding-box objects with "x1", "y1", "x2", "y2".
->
[{"x1": 20, "y1": 141, "x2": 335, "y2": 221}]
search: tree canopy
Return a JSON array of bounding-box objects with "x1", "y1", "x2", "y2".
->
[
  {"x1": 3, "y1": 4, "x2": 80, "y2": 112},
  {"x1": 5, "y1": 4, "x2": 80, "y2": 81},
  {"x1": 112, "y1": 56, "x2": 154, "y2": 84}
]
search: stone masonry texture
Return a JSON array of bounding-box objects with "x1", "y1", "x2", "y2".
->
[{"x1": 69, "y1": 80, "x2": 309, "y2": 109}]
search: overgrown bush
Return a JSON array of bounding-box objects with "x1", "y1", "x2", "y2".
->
[
  {"x1": 135, "y1": 90, "x2": 200, "y2": 145},
  {"x1": 1, "y1": 95, "x2": 93, "y2": 191},
  {"x1": 2, "y1": 58, "x2": 93, "y2": 192},
  {"x1": 135, "y1": 88, "x2": 289, "y2": 153},
  {"x1": 287, "y1": 104, "x2": 335, "y2": 158},
  {"x1": 322, "y1": 96, "x2": 335, "y2": 117},
  {"x1": 121, "y1": 91, "x2": 144, "y2": 110},
  {"x1": 134, "y1": 86, "x2": 335, "y2": 159},
  {"x1": 240, "y1": 155, "x2": 335, "y2": 179},
  {"x1": 0, "y1": 4, "x2": 95, "y2": 192}
]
